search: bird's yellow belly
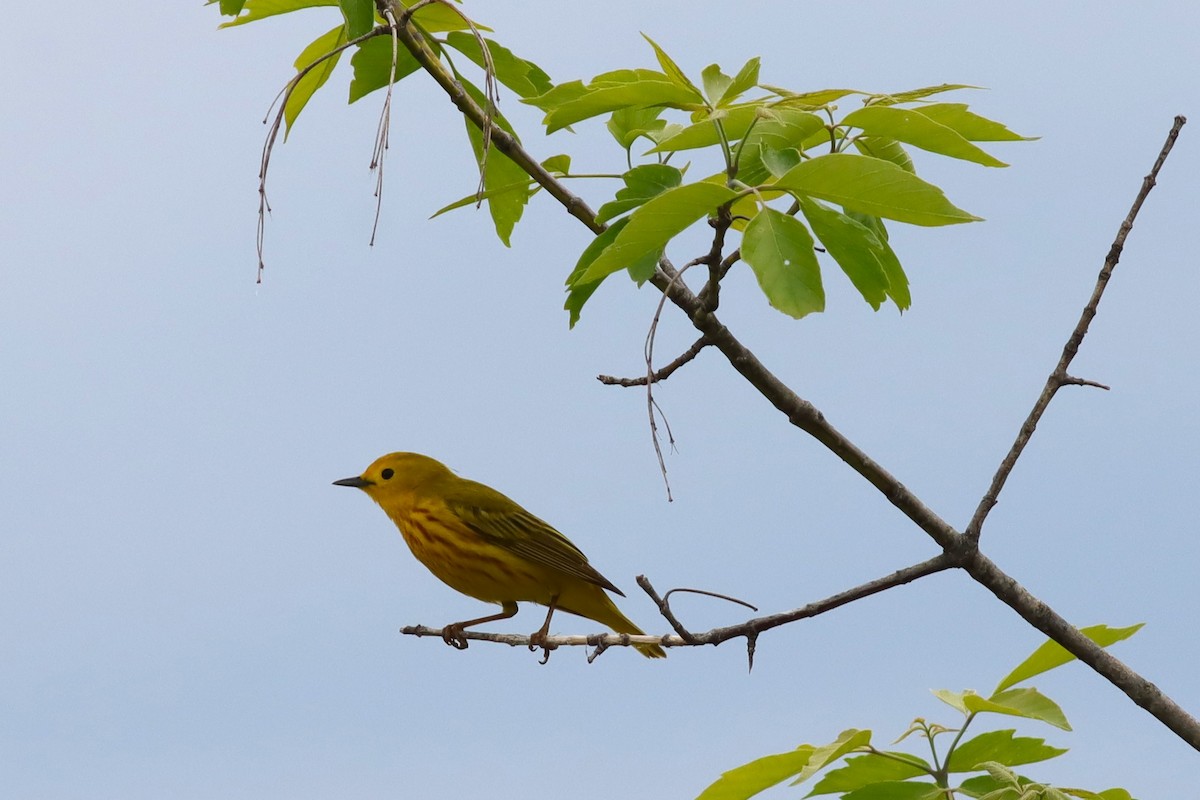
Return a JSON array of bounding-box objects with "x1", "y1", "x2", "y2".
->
[{"x1": 394, "y1": 506, "x2": 560, "y2": 605}]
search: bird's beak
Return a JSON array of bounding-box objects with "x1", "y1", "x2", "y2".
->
[{"x1": 333, "y1": 476, "x2": 374, "y2": 488}]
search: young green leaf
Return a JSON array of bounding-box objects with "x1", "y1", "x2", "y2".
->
[
  {"x1": 840, "y1": 106, "x2": 1007, "y2": 167},
  {"x1": 645, "y1": 104, "x2": 762, "y2": 154},
  {"x1": 918, "y1": 103, "x2": 1037, "y2": 142},
  {"x1": 809, "y1": 753, "x2": 930, "y2": 795},
  {"x1": 219, "y1": 0, "x2": 338, "y2": 29},
  {"x1": 853, "y1": 137, "x2": 915, "y2": 173},
  {"x1": 702, "y1": 64, "x2": 733, "y2": 105},
  {"x1": 762, "y1": 86, "x2": 862, "y2": 106},
  {"x1": 218, "y1": 0, "x2": 248, "y2": 15},
  {"x1": 773, "y1": 154, "x2": 982, "y2": 226},
  {"x1": 838, "y1": 780, "x2": 943, "y2": 799},
  {"x1": 868, "y1": 83, "x2": 980, "y2": 105},
  {"x1": 532, "y1": 73, "x2": 704, "y2": 133},
  {"x1": 608, "y1": 107, "x2": 667, "y2": 150},
  {"x1": 444, "y1": 33, "x2": 553, "y2": 99},
  {"x1": 964, "y1": 688, "x2": 1072, "y2": 731},
  {"x1": 577, "y1": 182, "x2": 737, "y2": 284},
  {"x1": 945, "y1": 730, "x2": 1067, "y2": 772},
  {"x1": 994, "y1": 624, "x2": 1144, "y2": 693},
  {"x1": 695, "y1": 747, "x2": 816, "y2": 800},
  {"x1": 337, "y1": 0, "x2": 372, "y2": 38},
  {"x1": 741, "y1": 207, "x2": 825, "y2": 319},
  {"x1": 459, "y1": 78, "x2": 531, "y2": 246},
  {"x1": 596, "y1": 164, "x2": 683, "y2": 224},
  {"x1": 561, "y1": 217, "x2": 657, "y2": 326},
  {"x1": 789, "y1": 729, "x2": 872, "y2": 786},
  {"x1": 348, "y1": 35, "x2": 420, "y2": 103},
  {"x1": 641, "y1": 34, "x2": 705, "y2": 101},
  {"x1": 798, "y1": 197, "x2": 889, "y2": 310},
  {"x1": 844, "y1": 211, "x2": 910, "y2": 310},
  {"x1": 734, "y1": 108, "x2": 825, "y2": 184},
  {"x1": 284, "y1": 25, "x2": 347, "y2": 136},
  {"x1": 540, "y1": 154, "x2": 571, "y2": 175},
  {"x1": 719, "y1": 57, "x2": 761, "y2": 106},
  {"x1": 429, "y1": 179, "x2": 537, "y2": 219}
]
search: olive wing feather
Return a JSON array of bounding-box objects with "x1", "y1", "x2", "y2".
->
[{"x1": 445, "y1": 482, "x2": 625, "y2": 596}]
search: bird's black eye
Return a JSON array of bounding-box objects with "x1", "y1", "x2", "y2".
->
[{"x1": 381, "y1": 468, "x2": 394, "y2": 480}]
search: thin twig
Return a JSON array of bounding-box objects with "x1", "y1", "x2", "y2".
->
[
  {"x1": 398, "y1": 555, "x2": 953, "y2": 655},
  {"x1": 964, "y1": 115, "x2": 1187, "y2": 543},
  {"x1": 257, "y1": 26, "x2": 390, "y2": 282},
  {"x1": 368, "y1": 9, "x2": 400, "y2": 246},
  {"x1": 597, "y1": 336, "x2": 711, "y2": 386}
]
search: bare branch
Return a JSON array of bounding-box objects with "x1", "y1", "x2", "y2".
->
[
  {"x1": 964, "y1": 115, "x2": 1187, "y2": 543},
  {"x1": 597, "y1": 336, "x2": 710, "y2": 387},
  {"x1": 257, "y1": 26, "x2": 389, "y2": 282}
]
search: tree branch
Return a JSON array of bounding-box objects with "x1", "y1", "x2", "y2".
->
[
  {"x1": 597, "y1": 336, "x2": 710, "y2": 386},
  {"x1": 964, "y1": 115, "x2": 1187, "y2": 543},
  {"x1": 372, "y1": 23, "x2": 1199, "y2": 747}
]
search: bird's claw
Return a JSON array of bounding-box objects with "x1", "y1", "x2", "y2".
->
[
  {"x1": 529, "y1": 631, "x2": 554, "y2": 664},
  {"x1": 441, "y1": 626, "x2": 469, "y2": 650}
]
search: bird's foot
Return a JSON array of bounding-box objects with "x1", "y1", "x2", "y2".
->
[
  {"x1": 528, "y1": 630, "x2": 554, "y2": 664},
  {"x1": 441, "y1": 625, "x2": 469, "y2": 650}
]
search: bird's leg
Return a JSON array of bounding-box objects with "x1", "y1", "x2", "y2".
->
[
  {"x1": 441, "y1": 601, "x2": 519, "y2": 650},
  {"x1": 529, "y1": 595, "x2": 560, "y2": 664}
]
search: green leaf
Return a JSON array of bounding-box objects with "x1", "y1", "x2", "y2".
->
[
  {"x1": 218, "y1": 0, "x2": 337, "y2": 28},
  {"x1": 853, "y1": 137, "x2": 915, "y2": 173},
  {"x1": 337, "y1": 0, "x2": 372, "y2": 37},
  {"x1": 577, "y1": 182, "x2": 737, "y2": 284},
  {"x1": 532, "y1": 71, "x2": 703, "y2": 133},
  {"x1": 809, "y1": 753, "x2": 930, "y2": 796},
  {"x1": 995, "y1": 624, "x2": 1144, "y2": 693},
  {"x1": 702, "y1": 64, "x2": 733, "y2": 105},
  {"x1": 741, "y1": 207, "x2": 824, "y2": 319},
  {"x1": 841, "y1": 106, "x2": 1007, "y2": 167},
  {"x1": 695, "y1": 746, "x2": 815, "y2": 800},
  {"x1": 763, "y1": 86, "x2": 863, "y2": 106},
  {"x1": 645, "y1": 104, "x2": 762, "y2": 154},
  {"x1": 799, "y1": 198, "x2": 890, "y2": 310},
  {"x1": 596, "y1": 164, "x2": 683, "y2": 224},
  {"x1": 541, "y1": 154, "x2": 571, "y2": 175},
  {"x1": 936, "y1": 688, "x2": 1071, "y2": 731},
  {"x1": 843, "y1": 211, "x2": 909, "y2": 309},
  {"x1": 608, "y1": 107, "x2": 666, "y2": 150},
  {"x1": 791, "y1": 729, "x2": 873, "y2": 785},
  {"x1": 444, "y1": 32, "x2": 553, "y2": 99},
  {"x1": 284, "y1": 25, "x2": 347, "y2": 135},
  {"x1": 773, "y1": 154, "x2": 981, "y2": 226},
  {"x1": 946, "y1": 730, "x2": 1067, "y2": 772},
  {"x1": 720, "y1": 57, "x2": 761, "y2": 106},
  {"x1": 429, "y1": 179, "x2": 537, "y2": 219},
  {"x1": 841, "y1": 781, "x2": 944, "y2": 800},
  {"x1": 917, "y1": 103, "x2": 1036, "y2": 142},
  {"x1": 218, "y1": 0, "x2": 248, "y2": 14},
  {"x1": 869, "y1": 83, "x2": 980, "y2": 104},
  {"x1": 735, "y1": 108, "x2": 825, "y2": 184},
  {"x1": 348, "y1": 35, "x2": 420, "y2": 103},
  {"x1": 402, "y1": 1, "x2": 486, "y2": 33},
  {"x1": 641, "y1": 33, "x2": 704, "y2": 101},
  {"x1": 459, "y1": 78, "x2": 531, "y2": 246},
  {"x1": 565, "y1": 219, "x2": 658, "y2": 327}
]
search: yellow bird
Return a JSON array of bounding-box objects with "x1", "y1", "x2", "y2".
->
[{"x1": 334, "y1": 452, "x2": 666, "y2": 659}]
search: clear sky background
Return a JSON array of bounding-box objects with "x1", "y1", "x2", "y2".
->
[{"x1": 3, "y1": 3, "x2": 1198, "y2": 798}]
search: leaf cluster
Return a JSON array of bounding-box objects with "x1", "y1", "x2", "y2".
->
[
  {"x1": 214, "y1": 2, "x2": 1032, "y2": 326},
  {"x1": 697, "y1": 625, "x2": 1141, "y2": 800}
]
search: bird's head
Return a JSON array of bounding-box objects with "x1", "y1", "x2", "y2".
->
[{"x1": 333, "y1": 452, "x2": 453, "y2": 501}]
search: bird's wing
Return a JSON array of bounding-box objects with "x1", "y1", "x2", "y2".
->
[{"x1": 445, "y1": 483, "x2": 625, "y2": 597}]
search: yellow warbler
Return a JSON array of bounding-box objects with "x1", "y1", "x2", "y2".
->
[{"x1": 334, "y1": 452, "x2": 666, "y2": 659}]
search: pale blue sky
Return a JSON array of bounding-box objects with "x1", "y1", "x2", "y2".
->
[{"x1": 3, "y1": 3, "x2": 1198, "y2": 798}]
